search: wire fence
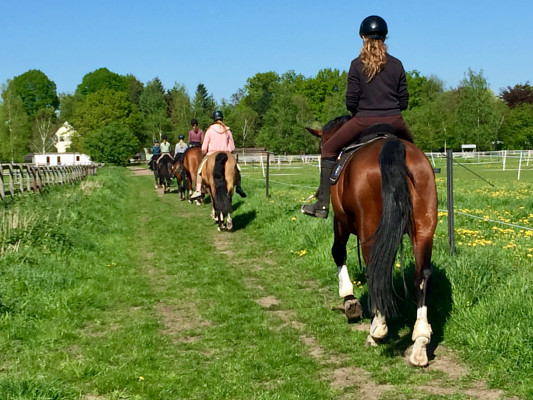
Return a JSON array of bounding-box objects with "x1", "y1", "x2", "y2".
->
[{"x1": 240, "y1": 150, "x2": 533, "y2": 235}]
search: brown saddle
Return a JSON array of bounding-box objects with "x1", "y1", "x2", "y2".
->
[{"x1": 330, "y1": 123, "x2": 399, "y2": 184}]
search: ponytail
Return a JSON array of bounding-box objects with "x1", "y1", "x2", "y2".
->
[{"x1": 360, "y1": 38, "x2": 388, "y2": 82}]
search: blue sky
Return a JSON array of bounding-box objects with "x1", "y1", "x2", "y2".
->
[{"x1": 1, "y1": 0, "x2": 531, "y2": 102}]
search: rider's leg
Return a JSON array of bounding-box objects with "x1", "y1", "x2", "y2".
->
[
  {"x1": 302, "y1": 117, "x2": 369, "y2": 219},
  {"x1": 234, "y1": 163, "x2": 247, "y2": 198},
  {"x1": 301, "y1": 157, "x2": 336, "y2": 218},
  {"x1": 190, "y1": 156, "x2": 207, "y2": 200}
]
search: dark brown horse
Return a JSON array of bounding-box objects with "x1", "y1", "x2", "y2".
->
[
  {"x1": 307, "y1": 116, "x2": 437, "y2": 366},
  {"x1": 172, "y1": 154, "x2": 187, "y2": 200},
  {"x1": 182, "y1": 147, "x2": 203, "y2": 203}
]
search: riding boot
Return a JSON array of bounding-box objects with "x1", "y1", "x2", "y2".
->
[
  {"x1": 302, "y1": 157, "x2": 336, "y2": 218},
  {"x1": 235, "y1": 184, "x2": 247, "y2": 198}
]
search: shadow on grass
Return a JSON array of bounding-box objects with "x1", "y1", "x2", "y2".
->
[{"x1": 232, "y1": 209, "x2": 257, "y2": 231}]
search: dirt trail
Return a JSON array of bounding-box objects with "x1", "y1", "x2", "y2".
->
[
  {"x1": 130, "y1": 170, "x2": 520, "y2": 399},
  {"x1": 212, "y1": 228, "x2": 520, "y2": 400}
]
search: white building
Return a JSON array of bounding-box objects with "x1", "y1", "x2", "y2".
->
[
  {"x1": 33, "y1": 152, "x2": 92, "y2": 166},
  {"x1": 54, "y1": 121, "x2": 75, "y2": 153}
]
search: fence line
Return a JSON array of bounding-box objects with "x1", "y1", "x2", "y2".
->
[
  {"x1": 0, "y1": 163, "x2": 100, "y2": 201},
  {"x1": 243, "y1": 158, "x2": 532, "y2": 234}
]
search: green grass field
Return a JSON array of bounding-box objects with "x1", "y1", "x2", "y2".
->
[{"x1": 0, "y1": 158, "x2": 531, "y2": 399}]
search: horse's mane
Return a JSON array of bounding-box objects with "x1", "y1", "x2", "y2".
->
[{"x1": 323, "y1": 115, "x2": 351, "y2": 136}]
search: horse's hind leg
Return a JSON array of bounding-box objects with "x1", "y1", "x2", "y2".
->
[
  {"x1": 333, "y1": 218, "x2": 362, "y2": 320},
  {"x1": 409, "y1": 234, "x2": 434, "y2": 366}
]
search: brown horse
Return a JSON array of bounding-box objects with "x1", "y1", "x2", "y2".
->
[
  {"x1": 200, "y1": 151, "x2": 240, "y2": 231},
  {"x1": 182, "y1": 147, "x2": 203, "y2": 203},
  {"x1": 307, "y1": 116, "x2": 437, "y2": 366},
  {"x1": 172, "y1": 155, "x2": 187, "y2": 200}
]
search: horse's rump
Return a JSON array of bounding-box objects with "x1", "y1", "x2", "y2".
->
[{"x1": 212, "y1": 152, "x2": 233, "y2": 214}]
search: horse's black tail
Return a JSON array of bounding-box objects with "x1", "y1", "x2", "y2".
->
[
  {"x1": 368, "y1": 139, "x2": 413, "y2": 318},
  {"x1": 213, "y1": 153, "x2": 233, "y2": 214}
]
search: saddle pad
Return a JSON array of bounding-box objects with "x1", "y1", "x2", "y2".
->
[{"x1": 330, "y1": 133, "x2": 397, "y2": 184}]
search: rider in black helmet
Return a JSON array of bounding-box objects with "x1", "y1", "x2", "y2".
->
[
  {"x1": 190, "y1": 110, "x2": 247, "y2": 200},
  {"x1": 302, "y1": 15, "x2": 413, "y2": 219}
]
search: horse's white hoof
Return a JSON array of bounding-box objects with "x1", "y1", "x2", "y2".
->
[
  {"x1": 226, "y1": 221, "x2": 233, "y2": 231},
  {"x1": 409, "y1": 336, "x2": 429, "y2": 367},
  {"x1": 370, "y1": 316, "x2": 388, "y2": 340},
  {"x1": 366, "y1": 334, "x2": 378, "y2": 347}
]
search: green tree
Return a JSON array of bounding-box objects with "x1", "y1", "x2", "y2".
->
[
  {"x1": 243, "y1": 72, "x2": 280, "y2": 123},
  {"x1": 138, "y1": 78, "x2": 172, "y2": 143},
  {"x1": 167, "y1": 83, "x2": 192, "y2": 139},
  {"x1": 70, "y1": 88, "x2": 142, "y2": 152},
  {"x1": 499, "y1": 103, "x2": 533, "y2": 149},
  {"x1": 0, "y1": 83, "x2": 31, "y2": 162},
  {"x1": 76, "y1": 68, "x2": 130, "y2": 96},
  {"x1": 9, "y1": 70, "x2": 59, "y2": 118},
  {"x1": 126, "y1": 74, "x2": 144, "y2": 106},
  {"x1": 191, "y1": 83, "x2": 216, "y2": 130},
  {"x1": 302, "y1": 68, "x2": 345, "y2": 123},
  {"x1": 85, "y1": 123, "x2": 140, "y2": 165},
  {"x1": 454, "y1": 69, "x2": 505, "y2": 150},
  {"x1": 256, "y1": 90, "x2": 315, "y2": 154}
]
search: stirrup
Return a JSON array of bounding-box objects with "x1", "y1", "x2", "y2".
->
[
  {"x1": 300, "y1": 193, "x2": 316, "y2": 214},
  {"x1": 301, "y1": 194, "x2": 329, "y2": 218}
]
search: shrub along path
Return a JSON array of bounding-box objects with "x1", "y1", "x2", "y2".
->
[{"x1": 0, "y1": 167, "x2": 522, "y2": 399}]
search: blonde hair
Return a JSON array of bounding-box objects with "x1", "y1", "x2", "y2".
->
[{"x1": 360, "y1": 38, "x2": 388, "y2": 82}]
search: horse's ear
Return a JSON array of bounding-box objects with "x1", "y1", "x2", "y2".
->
[{"x1": 306, "y1": 127, "x2": 322, "y2": 138}]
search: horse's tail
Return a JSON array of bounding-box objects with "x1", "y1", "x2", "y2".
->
[
  {"x1": 213, "y1": 153, "x2": 233, "y2": 214},
  {"x1": 368, "y1": 139, "x2": 413, "y2": 318}
]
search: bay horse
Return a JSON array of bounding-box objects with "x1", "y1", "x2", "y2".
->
[
  {"x1": 200, "y1": 151, "x2": 240, "y2": 231},
  {"x1": 306, "y1": 115, "x2": 437, "y2": 367},
  {"x1": 172, "y1": 154, "x2": 187, "y2": 200},
  {"x1": 183, "y1": 146, "x2": 203, "y2": 203}
]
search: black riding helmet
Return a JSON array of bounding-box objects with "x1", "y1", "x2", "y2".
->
[
  {"x1": 359, "y1": 15, "x2": 388, "y2": 40},
  {"x1": 212, "y1": 110, "x2": 223, "y2": 121},
  {"x1": 178, "y1": 134, "x2": 185, "y2": 140},
  {"x1": 191, "y1": 118, "x2": 198, "y2": 126}
]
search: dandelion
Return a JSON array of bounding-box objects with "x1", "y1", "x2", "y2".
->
[
  {"x1": 291, "y1": 217, "x2": 296, "y2": 221},
  {"x1": 298, "y1": 249, "x2": 307, "y2": 257},
  {"x1": 525, "y1": 231, "x2": 532, "y2": 237},
  {"x1": 139, "y1": 376, "x2": 145, "y2": 381}
]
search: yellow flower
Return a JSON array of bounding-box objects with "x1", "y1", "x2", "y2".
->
[
  {"x1": 291, "y1": 217, "x2": 296, "y2": 221},
  {"x1": 525, "y1": 231, "x2": 532, "y2": 237},
  {"x1": 139, "y1": 376, "x2": 145, "y2": 381},
  {"x1": 298, "y1": 249, "x2": 307, "y2": 257}
]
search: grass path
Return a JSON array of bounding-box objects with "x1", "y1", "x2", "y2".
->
[
  {"x1": 0, "y1": 166, "x2": 524, "y2": 399},
  {"x1": 123, "y1": 167, "x2": 520, "y2": 400}
]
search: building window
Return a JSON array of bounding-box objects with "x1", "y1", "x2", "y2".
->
[
  {"x1": 46, "y1": 156, "x2": 50, "y2": 165},
  {"x1": 57, "y1": 156, "x2": 61, "y2": 165},
  {"x1": 76, "y1": 155, "x2": 80, "y2": 161}
]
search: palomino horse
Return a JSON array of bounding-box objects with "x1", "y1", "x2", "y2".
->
[
  {"x1": 183, "y1": 147, "x2": 203, "y2": 203},
  {"x1": 307, "y1": 116, "x2": 437, "y2": 367},
  {"x1": 200, "y1": 151, "x2": 240, "y2": 231}
]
